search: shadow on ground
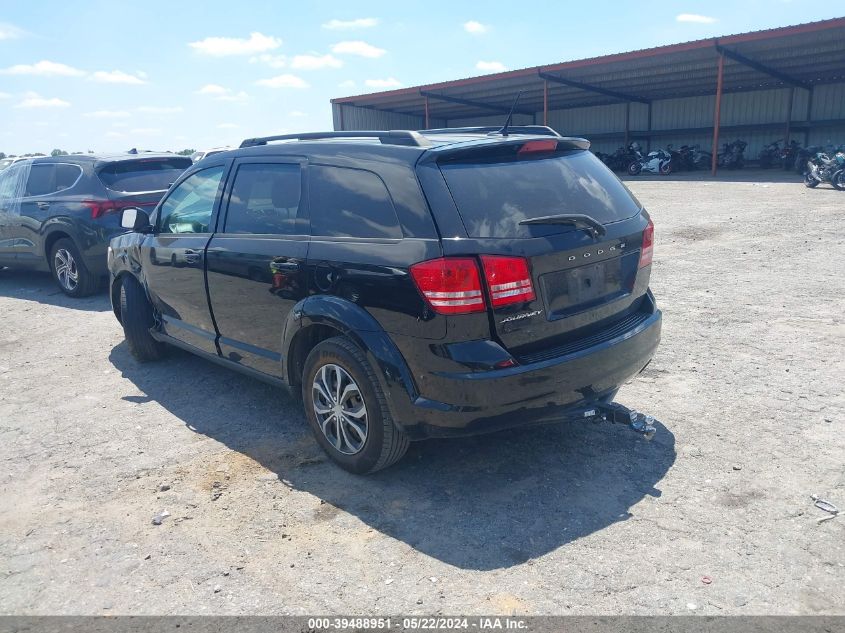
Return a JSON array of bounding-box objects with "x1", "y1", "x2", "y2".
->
[
  {"x1": 0, "y1": 269, "x2": 109, "y2": 312},
  {"x1": 620, "y1": 168, "x2": 811, "y2": 184},
  {"x1": 109, "y1": 341, "x2": 676, "y2": 571}
]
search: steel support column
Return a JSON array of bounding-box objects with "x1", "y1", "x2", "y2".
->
[
  {"x1": 424, "y1": 96, "x2": 430, "y2": 129},
  {"x1": 646, "y1": 102, "x2": 652, "y2": 151},
  {"x1": 338, "y1": 104, "x2": 344, "y2": 131},
  {"x1": 624, "y1": 102, "x2": 630, "y2": 148},
  {"x1": 543, "y1": 79, "x2": 549, "y2": 126},
  {"x1": 804, "y1": 87, "x2": 814, "y2": 147},
  {"x1": 711, "y1": 52, "x2": 724, "y2": 176},
  {"x1": 784, "y1": 87, "x2": 794, "y2": 144}
]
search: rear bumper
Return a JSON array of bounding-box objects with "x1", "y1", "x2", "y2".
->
[{"x1": 392, "y1": 294, "x2": 662, "y2": 439}]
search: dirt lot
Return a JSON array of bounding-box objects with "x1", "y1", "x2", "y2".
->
[{"x1": 1, "y1": 172, "x2": 843, "y2": 615}]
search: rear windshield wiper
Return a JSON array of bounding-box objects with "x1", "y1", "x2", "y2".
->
[{"x1": 519, "y1": 213, "x2": 606, "y2": 237}]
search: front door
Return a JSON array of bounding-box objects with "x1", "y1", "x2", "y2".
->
[
  {"x1": 142, "y1": 164, "x2": 227, "y2": 354},
  {"x1": 205, "y1": 158, "x2": 309, "y2": 377}
]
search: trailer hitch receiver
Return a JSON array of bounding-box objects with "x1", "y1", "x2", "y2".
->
[{"x1": 582, "y1": 402, "x2": 658, "y2": 440}]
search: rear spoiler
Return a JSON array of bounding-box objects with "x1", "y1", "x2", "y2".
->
[{"x1": 419, "y1": 136, "x2": 591, "y2": 163}]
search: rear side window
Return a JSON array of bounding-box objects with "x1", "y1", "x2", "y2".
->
[
  {"x1": 224, "y1": 163, "x2": 303, "y2": 235},
  {"x1": 309, "y1": 165, "x2": 401, "y2": 239},
  {"x1": 439, "y1": 148, "x2": 641, "y2": 238},
  {"x1": 98, "y1": 158, "x2": 191, "y2": 193},
  {"x1": 25, "y1": 164, "x2": 55, "y2": 196},
  {"x1": 54, "y1": 164, "x2": 82, "y2": 191}
]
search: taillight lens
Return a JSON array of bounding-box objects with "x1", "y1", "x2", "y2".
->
[
  {"x1": 409, "y1": 257, "x2": 485, "y2": 315},
  {"x1": 480, "y1": 255, "x2": 536, "y2": 307},
  {"x1": 639, "y1": 217, "x2": 654, "y2": 268},
  {"x1": 83, "y1": 200, "x2": 155, "y2": 220}
]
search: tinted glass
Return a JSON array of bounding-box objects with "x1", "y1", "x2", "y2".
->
[
  {"x1": 54, "y1": 164, "x2": 82, "y2": 192},
  {"x1": 157, "y1": 166, "x2": 223, "y2": 234},
  {"x1": 309, "y1": 165, "x2": 401, "y2": 239},
  {"x1": 439, "y1": 149, "x2": 641, "y2": 238},
  {"x1": 98, "y1": 157, "x2": 191, "y2": 193},
  {"x1": 225, "y1": 163, "x2": 302, "y2": 235},
  {"x1": 25, "y1": 164, "x2": 55, "y2": 196}
]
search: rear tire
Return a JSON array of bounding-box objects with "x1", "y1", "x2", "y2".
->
[
  {"x1": 627, "y1": 162, "x2": 642, "y2": 176},
  {"x1": 832, "y1": 170, "x2": 845, "y2": 191},
  {"x1": 302, "y1": 336, "x2": 409, "y2": 474},
  {"x1": 804, "y1": 173, "x2": 820, "y2": 188},
  {"x1": 50, "y1": 238, "x2": 98, "y2": 297},
  {"x1": 659, "y1": 162, "x2": 672, "y2": 175},
  {"x1": 119, "y1": 275, "x2": 166, "y2": 362}
]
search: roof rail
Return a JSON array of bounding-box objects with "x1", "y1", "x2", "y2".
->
[
  {"x1": 239, "y1": 130, "x2": 431, "y2": 148},
  {"x1": 420, "y1": 125, "x2": 562, "y2": 137}
]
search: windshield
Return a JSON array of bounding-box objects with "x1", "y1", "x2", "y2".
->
[
  {"x1": 439, "y1": 149, "x2": 641, "y2": 238},
  {"x1": 97, "y1": 157, "x2": 191, "y2": 193}
]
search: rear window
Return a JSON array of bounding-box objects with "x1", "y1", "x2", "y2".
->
[
  {"x1": 97, "y1": 158, "x2": 191, "y2": 193},
  {"x1": 439, "y1": 148, "x2": 641, "y2": 238}
]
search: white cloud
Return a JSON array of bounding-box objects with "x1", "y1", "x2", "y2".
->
[
  {"x1": 197, "y1": 84, "x2": 228, "y2": 95},
  {"x1": 15, "y1": 92, "x2": 70, "y2": 108},
  {"x1": 0, "y1": 60, "x2": 85, "y2": 77},
  {"x1": 0, "y1": 92, "x2": 11, "y2": 100},
  {"x1": 255, "y1": 74, "x2": 309, "y2": 89},
  {"x1": 476, "y1": 60, "x2": 507, "y2": 73},
  {"x1": 90, "y1": 70, "x2": 147, "y2": 85},
  {"x1": 338, "y1": 80, "x2": 356, "y2": 90},
  {"x1": 291, "y1": 54, "x2": 343, "y2": 70},
  {"x1": 250, "y1": 54, "x2": 287, "y2": 68},
  {"x1": 364, "y1": 77, "x2": 402, "y2": 89},
  {"x1": 217, "y1": 123, "x2": 239, "y2": 129},
  {"x1": 322, "y1": 18, "x2": 378, "y2": 30},
  {"x1": 331, "y1": 41, "x2": 386, "y2": 58},
  {"x1": 0, "y1": 22, "x2": 25, "y2": 40},
  {"x1": 676, "y1": 13, "x2": 717, "y2": 24},
  {"x1": 106, "y1": 131, "x2": 125, "y2": 138},
  {"x1": 129, "y1": 127, "x2": 162, "y2": 136},
  {"x1": 112, "y1": 122, "x2": 129, "y2": 128},
  {"x1": 189, "y1": 32, "x2": 282, "y2": 56},
  {"x1": 136, "y1": 106, "x2": 183, "y2": 114},
  {"x1": 85, "y1": 110, "x2": 131, "y2": 118},
  {"x1": 463, "y1": 21, "x2": 488, "y2": 34},
  {"x1": 289, "y1": 110, "x2": 307, "y2": 117},
  {"x1": 196, "y1": 84, "x2": 249, "y2": 102}
]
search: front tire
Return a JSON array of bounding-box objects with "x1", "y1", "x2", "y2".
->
[
  {"x1": 804, "y1": 173, "x2": 820, "y2": 188},
  {"x1": 832, "y1": 170, "x2": 845, "y2": 191},
  {"x1": 119, "y1": 275, "x2": 166, "y2": 362},
  {"x1": 627, "y1": 162, "x2": 642, "y2": 176},
  {"x1": 50, "y1": 238, "x2": 98, "y2": 297},
  {"x1": 302, "y1": 336, "x2": 409, "y2": 474}
]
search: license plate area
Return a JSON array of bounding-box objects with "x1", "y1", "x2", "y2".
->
[{"x1": 540, "y1": 253, "x2": 637, "y2": 320}]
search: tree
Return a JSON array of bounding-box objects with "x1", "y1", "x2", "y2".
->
[
  {"x1": 0, "y1": 152, "x2": 6, "y2": 160},
  {"x1": 176, "y1": 148, "x2": 196, "y2": 156},
  {"x1": 50, "y1": 149, "x2": 69, "y2": 157}
]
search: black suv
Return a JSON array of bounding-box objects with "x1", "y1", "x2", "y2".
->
[
  {"x1": 109, "y1": 128, "x2": 661, "y2": 473},
  {"x1": 0, "y1": 153, "x2": 191, "y2": 296}
]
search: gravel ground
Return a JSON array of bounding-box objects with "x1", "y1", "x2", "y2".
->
[{"x1": 0, "y1": 173, "x2": 842, "y2": 615}]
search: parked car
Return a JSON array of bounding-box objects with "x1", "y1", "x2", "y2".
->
[
  {"x1": 0, "y1": 156, "x2": 29, "y2": 171},
  {"x1": 109, "y1": 128, "x2": 661, "y2": 473},
  {"x1": 0, "y1": 153, "x2": 191, "y2": 296},
  {"x1": 190, "y1": 147, "x2": 232, "y2": 163}
]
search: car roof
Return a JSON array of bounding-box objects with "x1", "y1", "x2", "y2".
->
[{"x1": 18, "y1": 153, "x2": 193, "y2": 170}]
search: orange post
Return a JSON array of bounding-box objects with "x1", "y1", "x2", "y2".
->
[
  {"x1": 543, "y1": 79, "x2": 549, "y2": 126},
  {"x1": 424, "y1": 95, "x2": 430, "y2": 129},
  {"x1": 711, "y1": 52, "x2": 724, "y2": 176}
]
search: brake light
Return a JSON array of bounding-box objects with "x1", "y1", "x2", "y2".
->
[
  {"x1": 639, "y1": 217, "x2": 654, "y2": 268},
  {"x1": 83, "y1": 200, "x2": 155, "y2": 220},
  {"x1": 480, "y1": 255, "x2": 536, "y2": 307},
  {"x1": 518, "y1": 140, "x2": 558, "y2": 154},
  {"x1": 409, "y1": 258, "x2": 485, "y2": 315}
]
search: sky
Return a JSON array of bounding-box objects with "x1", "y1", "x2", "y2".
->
[{"x1": 1, "y1": 1, "x2": 842, "y2": 155}]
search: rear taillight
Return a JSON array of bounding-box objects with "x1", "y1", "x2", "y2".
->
[
  {"x1": 639, "y1": 217, "x2": 654, "y2": 268},
  {"x1": 409, "y1": 257, "x2": 485, "y2": 315},
  {"x1": 480, "y1": 255, "x2": 536, "y2": 307},
  {"x1": 410, "y1": 255, "x2": 536, "y2": 315},
  {"x1": 83, "y1": 199, "x2": 155, "y2": 220}
]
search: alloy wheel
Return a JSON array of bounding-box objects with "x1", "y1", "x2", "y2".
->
[
  {"x1": 311, "y1": 363, "x2": 368, "y2": 455},
  {"x1": 54, "y1": 248, "x2": 79, "y2": 292}
]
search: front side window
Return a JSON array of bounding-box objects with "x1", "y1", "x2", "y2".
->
[
  {"x1": 224, "y1": 163, "x2": 303, "y2": 235},
  {"x1": 157, "y1": 166, "x2": 224, "y2": 234},
  {"x1": 309, "y1": 165, "x2": 401, "y2": 239}
]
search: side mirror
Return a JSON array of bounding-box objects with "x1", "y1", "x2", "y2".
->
[{"x1": 120, "y1": 207, "x2": 152, "y2": 232}]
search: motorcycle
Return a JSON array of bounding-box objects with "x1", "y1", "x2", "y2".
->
[
  {"x1": 758, "y1": 140, "x2": 781, "y2": 169},
  {"x1": 804, "y1": 150, "x2": 845, "y2": 190},
  {"x1": 628, "y1": 147, "x2": 672, "y2": 175},
  {"x1": 780, "y1": 140, "x2": 801, "y2": 171},
  {"x1": 718, "y1": 140, "x2": 746, "y2": 169},
  {"x1": 604, "y1": 143, "x2": 641, "y2": 172}
]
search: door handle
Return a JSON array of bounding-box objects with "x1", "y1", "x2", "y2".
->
[
  {"x1": 271, "y1": 261, "x2": 300, "y2": 273},
  {"x1": 36, "y1": 202, "x2": 50, "y2": 210},
  {"x1": 183, "y1": 249, "x2": 201, "y2": 264}
]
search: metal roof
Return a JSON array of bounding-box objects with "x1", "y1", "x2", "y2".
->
[{"x1": 331, "y1": 18, "x2": 845, "y2": 121}]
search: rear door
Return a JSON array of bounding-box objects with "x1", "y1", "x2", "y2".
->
[
  {"x1": 205, "y1": 158, "x2": 309, "y2": 377},
  {"x1": 431, "y1": 141, "x2": 651, "y2": 356},
  {"x1": 142, "y1": 164, "x2": 227, "y2": 354}
]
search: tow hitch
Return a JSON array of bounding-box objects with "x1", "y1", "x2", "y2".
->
[{"x1": 581, "y1": 402, "x2": 658, "y2": 440}]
